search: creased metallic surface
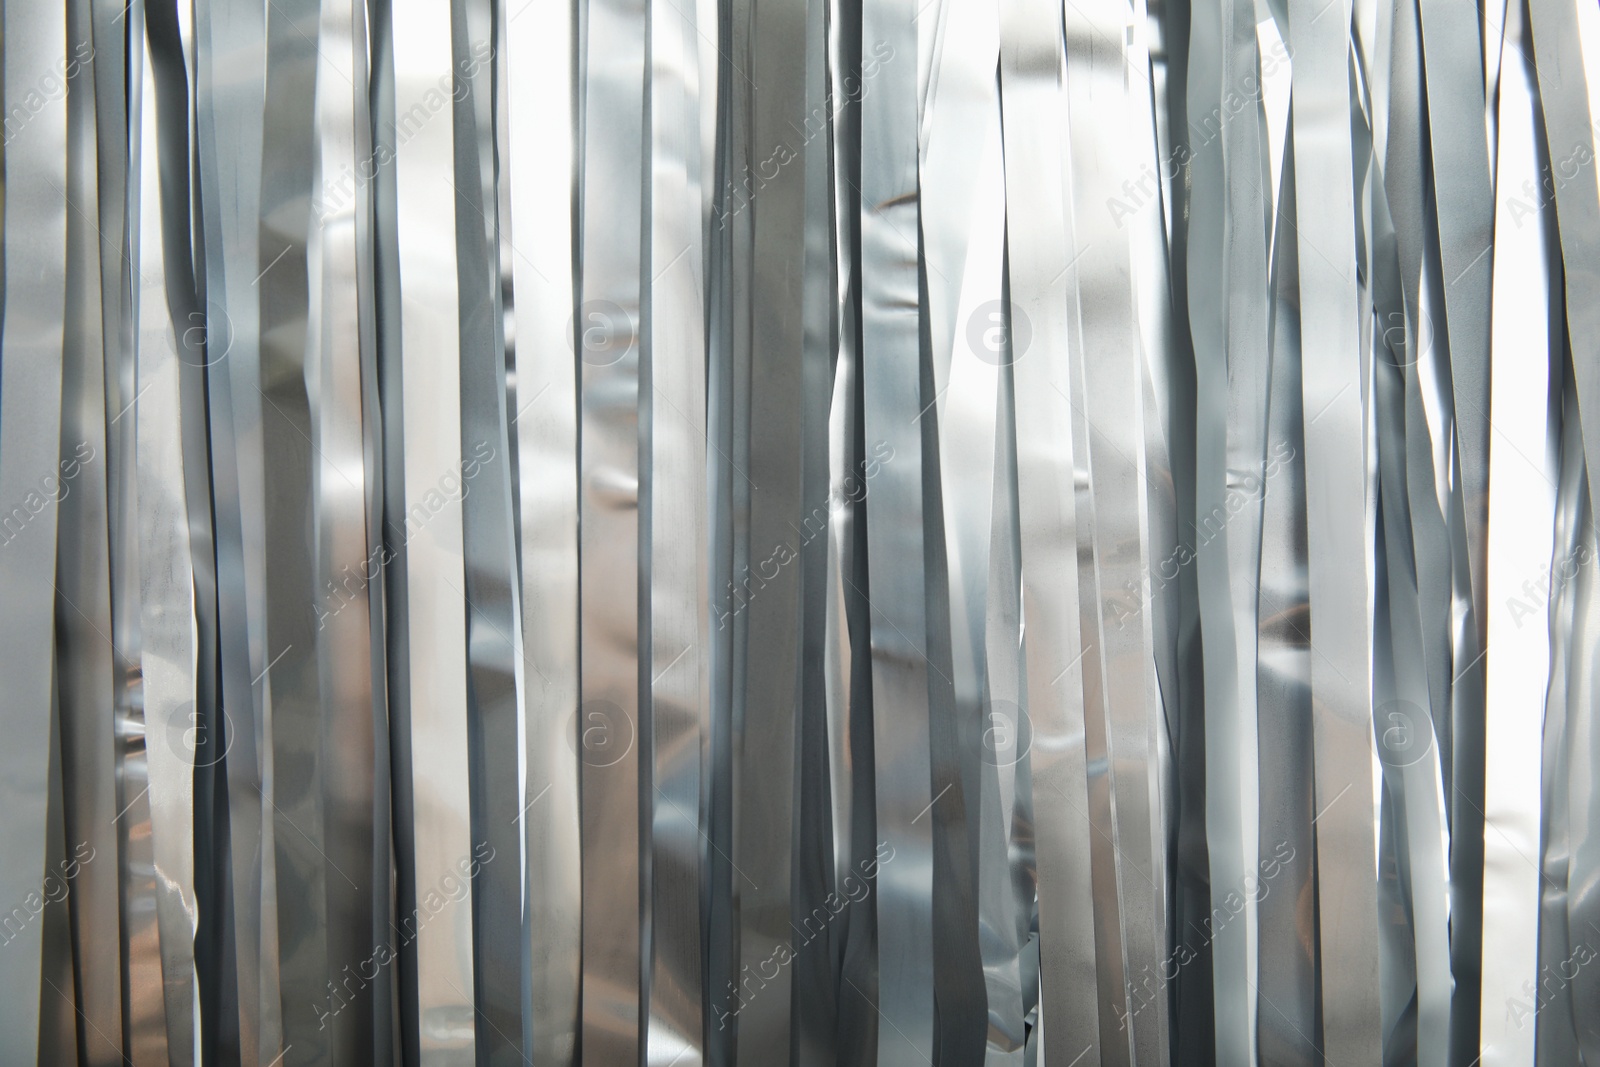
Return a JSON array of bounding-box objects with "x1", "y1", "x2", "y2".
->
[
  {"x1": 502, "y1": 0, "x2": 582, "y2": 1062},
  {"x1": 1289, "y1": 1, "x2": 1383, "y2": 1062},
  {"x1": 577, "y1": 0, "x2": 646, "y2": 1058},
  {"x1": 645, "y1": 0, "x2": 709, "y2": 1061},
  {"x1": 0, "y1": 0, "x2": 68, "y2": 1060},
  {"x1": 10, "y1": 0, "x2": 1600, "y2": 1063}
]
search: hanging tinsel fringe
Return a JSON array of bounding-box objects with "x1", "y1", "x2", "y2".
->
[{"x1": 1, "y1": 0, "x2": 1597, "y2": 1062}]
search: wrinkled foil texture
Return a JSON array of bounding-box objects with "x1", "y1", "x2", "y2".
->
[{"x1": 1, "y1": 0, "x2": 1597, "y2": 1063}]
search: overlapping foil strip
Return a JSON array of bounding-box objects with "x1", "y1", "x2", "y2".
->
[{"x1": 5, "y1": 0, "x2": 1600, "y2": 1063}]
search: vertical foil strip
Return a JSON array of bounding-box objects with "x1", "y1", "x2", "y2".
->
[
  {"x1": 858, "y1": 0, "x2": 937, "y2": 1062},
  {"x1": 0, "y1": 0, "x2": 68, "y2": 1061},
  {"x1": 997, "y1": 0, "x2": 1101, "y2": 1061},
  {"x1": 8, "y1": 0, "x2": 1600, "y2": 1063},
  {"x1": 577, "y1": 0, "x2": 646, "y2": 1058},
  {"x1": 645, "y1": 0, "x2": 709, "y2": 1062},
  {"x1": 389, "y1": 0, "x2": 476, "y2": 1057},
  {"x1": 502, "y1": 0, "x2": 582, "y2": 1062},
  {"x1": 1288, "y1": 1, "x2": 1384, "y2": 1063}
]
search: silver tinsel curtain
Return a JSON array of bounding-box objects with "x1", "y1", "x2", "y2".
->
[{"x1": 1, "y1": 0, "x2": 1596, "y2": 1062}]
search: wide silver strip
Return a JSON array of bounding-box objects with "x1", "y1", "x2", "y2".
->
[
  {"x1": 578, "y1": 0, "x2": 647, "y2": 1059},
  {"x1": 794, "y1": 0, "x2": 840, "y2": 1058},
  {"x1": 1374, "y1": 2, "x2": 1481, "y2": 1057},
  {"x1": 983, "y1": 351, "x2": 1035, "y2": 1067},
  {"x1": 646, "y1": 0, "x2": 709, "y2": 1060},
  {"x1": 110, "y1": 9, "x2": 171, "y2": 1063},
  {"x1": 1538, "y1": 367, "x2": 1600, "y2": 1065},
  {"x1": 0, "y1": 0, "x2": 70, "y2": 1060},
  {"x1": 257, "y1": 0, "x2": 335, "y2": 1058},
  {"x1": 1183, "y1": 1, "x2": 1274, "y2": 1058},
  {"x1": 1256, "y1": 144, "x2": 1317, "y2": 1064},
  {"x1": 502, "y1": 0, "x2": 582, "y2": 1060},
  {"x1": 192, "y1": 0, "x2": 270, "y2": 1056},
  {"x1": 919, "y1": 0, "x2": 997, "y2": 1057},
  {"x1": 1416, "y1": 0, "x2": 1493, "y2": 641},
  {"x1": 998, "y1": 0, "x2": 1102, "y2": 1061},
  {"x1": 390, "y1": 0, "x2": 477, "y2": 1058},
  {"x1": 449, "y1": 0, "x2": 523, "y2": 1057},
  {"x1": 1059, "y1": 4, "x2": 1166, "y2": 1061},
  {"x1": 859, "y1": 0, "x2": 937, "y2": 1061},
  {"x1": 1287, "y1": 0, "x2": 1383, "y2": 1061},
  {"x1": 310, "y1": 0, "x2": 381, "y2": 1058},
  {"x1": 1524, "y1": 2, "x2": 1600, "y2": 1066},
  {"x1": 1478, "y1": 5, "x2": 1559, "y2": 1057},
  {"x1": 135, "y1": 10, "x2": 199, "y2": 1057},
  {"x1": 915, "y1": 8, "x2": 1013, "y2": 1049},
  {"x1": 57, "y1": 0, "x2": 126, "y2": 1057}
]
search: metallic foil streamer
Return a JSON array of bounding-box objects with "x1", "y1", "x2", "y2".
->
[{"x1": 9, "y1": 0, "x2": 1600, "y2": 1064}]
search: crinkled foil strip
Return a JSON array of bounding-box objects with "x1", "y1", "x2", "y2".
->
[{"x1": 5, "y1": 0, "x2": 1600, "y2": 1063}]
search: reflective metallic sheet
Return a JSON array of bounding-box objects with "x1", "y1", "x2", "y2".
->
[
  {"x1": 645, "y1": 0, "x2": 709, "y2": 1061},
  {"x1": 997, "y1": 1, "x2": 1102, "y2": 1062},
  {"x1": 1288, "y1": 1, "x2": 1382, "y2": 1063},
  {"x1": 0, "y1": 0, "x2": 68, "y2": 1061},
  {"x1": 58, "y1": 1, "x2": 126, "y2": 1060},
  {"x1": 857, "y1": 1, "x2": 940, "y2": 1063},
  {"x1": 134, "y1": 9, "x2": 199, "y2": 1057},
  {"x1": 577, "y1": 0, "x2": 646, "y2": 1059},
  {"x1": 8, "y1": 0, "x2": 1600, "y2": 1064},
  {"x1": 390, "y1": 0, "x2": 477, "y2": 1058},
  {"x1": 502, "y1": 0, "x2": 582, "y2": 1062}
]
